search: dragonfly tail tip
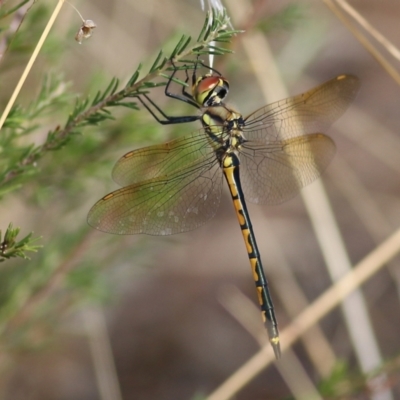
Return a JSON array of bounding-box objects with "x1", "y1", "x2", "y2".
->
[{"x1": 270, "y1": 336, "x2": 281, "y2": 359}]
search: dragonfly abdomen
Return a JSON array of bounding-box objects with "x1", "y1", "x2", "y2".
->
[{"x1": 222, "y1": 151, "x2": 281, "y2": 357}]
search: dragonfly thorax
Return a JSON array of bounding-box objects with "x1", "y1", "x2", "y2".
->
[
  {"x1": 201, "y1": 105, "x2": 244, "y2": 131},
  {"x1": 193, "y1": 75, "x2": 229, "y2": 107},
  {"x1": 201, "y1": 104, "x2": 246, "y2": 160}
]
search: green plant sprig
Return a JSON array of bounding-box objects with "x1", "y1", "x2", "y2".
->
[
  {"x1": 0, "y1": 9, "x2": 240, "y2": 191},
  {"x1": 0, "y1": 8, "x2": 240, "y2": 264},
  {"x1": 0, "y1": 224, "x2": 41, "y2": 262}
]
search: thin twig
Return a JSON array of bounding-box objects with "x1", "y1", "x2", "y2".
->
[
  {"x1": 0, "y1": 0, "x2": 66, "y2": 131},
  {"x1": 323, "y1": 0, "x2": 400, "y2": 85},
  {"x1": 84, "y1": 307, "x2": 123, "y2": 400},
  {"x1": 336, "y1": 0, "x2": 400, "y2": 62}
]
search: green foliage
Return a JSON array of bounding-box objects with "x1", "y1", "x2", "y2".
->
[
  {"x1": 256, "y1": 3, "x2": 305, "y2": 34},
  {"x1": 0, "y1": 73, "x2": 72, "y2": 195},
  {"x1": 318, "y1": 361, "x2": 352, "y2": 397},
  {"x1": 0, "y1": 0, "x2": 30, "y2": 20},
  {"x1": 0, "y1": 2, "x2": 239, "y2": 363},
  {"x1": 190, "y1": 393, "x2": 207, "y2": 400},
  {"x1": 67, "y1": 263, "x2": 112, "y2": 304},
  {"x1": 5, "y1": 2, "x2": 51, "y2": 55},
  {"x1": 0, "y1": 224, "x2": 41, "y2": 262},
  {"x1": 0, "y1": 5, "x2": 236, "y2": 260},
  {"x1": 317, "y1": 360, "x2": 376, "y2": 399}
]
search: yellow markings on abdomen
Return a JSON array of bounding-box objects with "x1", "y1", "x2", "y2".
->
[
  {"x1": 241, "y1": 228, "x2": 254, "y2": 257},
  {"x1": 230, "y1": 183, "x2": 238, "y2": 198},
  {"x1": 249, "y1": 257, "x2": 259, "y2": 282},
  {"x1": 257, "y1": 287, "x2": 264, "y2": 309},
  {"x1": 261, "y1": 310, "x2": 267, "y2": 323},
  {"x1": 270, "y1": 336, "x2": 280, "y2": 347},
  {"x1": 233, "y1": 199, "x2": 245, "y2": 225}
]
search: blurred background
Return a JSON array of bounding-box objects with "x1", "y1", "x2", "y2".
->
[{"x1": 1, "y1": 0, "x2": 400, "y2": 399}]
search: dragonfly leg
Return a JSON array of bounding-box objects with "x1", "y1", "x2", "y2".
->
[
  {"x1": 137, "y1": 94, "x2": 200, "y2": 125},
  {"x1": 135, "y1": 59, "x2": 205, "y2": 125},
  {"x1": 163, "y1": 59, "x2": 200, "y2": 107},
  {"x1": 136, "y1": 57, "x2": 226, "y2": 125},
  {"x1": 163, "y1": 57, "x2": 224, "y2": 107}
]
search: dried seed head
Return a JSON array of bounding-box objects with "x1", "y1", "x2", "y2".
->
[
  {"x1": 66, "y1": 1, "x2": 96, "y2": 44},
  {"x1": 75, "y1": 19, "x2": 97, "y2": 44}
]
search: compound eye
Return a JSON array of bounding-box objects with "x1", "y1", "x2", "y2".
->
[
  {"x1": 214, "y1": 85, "x2": 228, "y2": 101},
  {"x1": 196, "y1": 76, "x2": 220, "y2": 95},
  {"x1": 193, "y1": 75, "x2": 229, "y2": 106}
]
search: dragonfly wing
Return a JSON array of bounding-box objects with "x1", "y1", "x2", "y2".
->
[
  {"x1": 240, "y1": 133, "x2": 336, "y2": 205},
  {"x1": 88, "y1": 151, "x2": 223, "y2": 235},
  {"x1": 243, "y1": 75, "x2": 360, "y2": 141},
  {"x1": 112, "y1": 130, "x2": 212, "y2": 186}
]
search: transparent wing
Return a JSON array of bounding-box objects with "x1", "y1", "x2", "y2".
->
[
  {"x1": 88, "y1": 133, "x2": 223, "y2": 235},
  {"x1": 112, "y1": 131, "x2": 213, "y2": 186},
  {"x1": 243, "y1": 75, "x2": 360, "y2": 142},
  {"x1": 239, "y1": 75, "x2": 358, "y2": 204},
  {"x1": 240, "y1": 133, "x2": 336, "y2": 204}
]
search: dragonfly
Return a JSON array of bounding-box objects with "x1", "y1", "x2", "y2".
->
[{"x1": 88, "y1": 60, "x2": 360, "y2": 358}]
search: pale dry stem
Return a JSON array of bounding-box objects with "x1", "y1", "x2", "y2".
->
[
  {"x1": 324, "y1": 0, "x2": 400, "y2": 85},
  {"x1": 0, "y1": 0, "x2": 67, "y2": 131}
]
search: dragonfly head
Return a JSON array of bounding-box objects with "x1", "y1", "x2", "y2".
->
[{"x1": 193, "y1": 75, "x2": 229, "y2": 107}]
